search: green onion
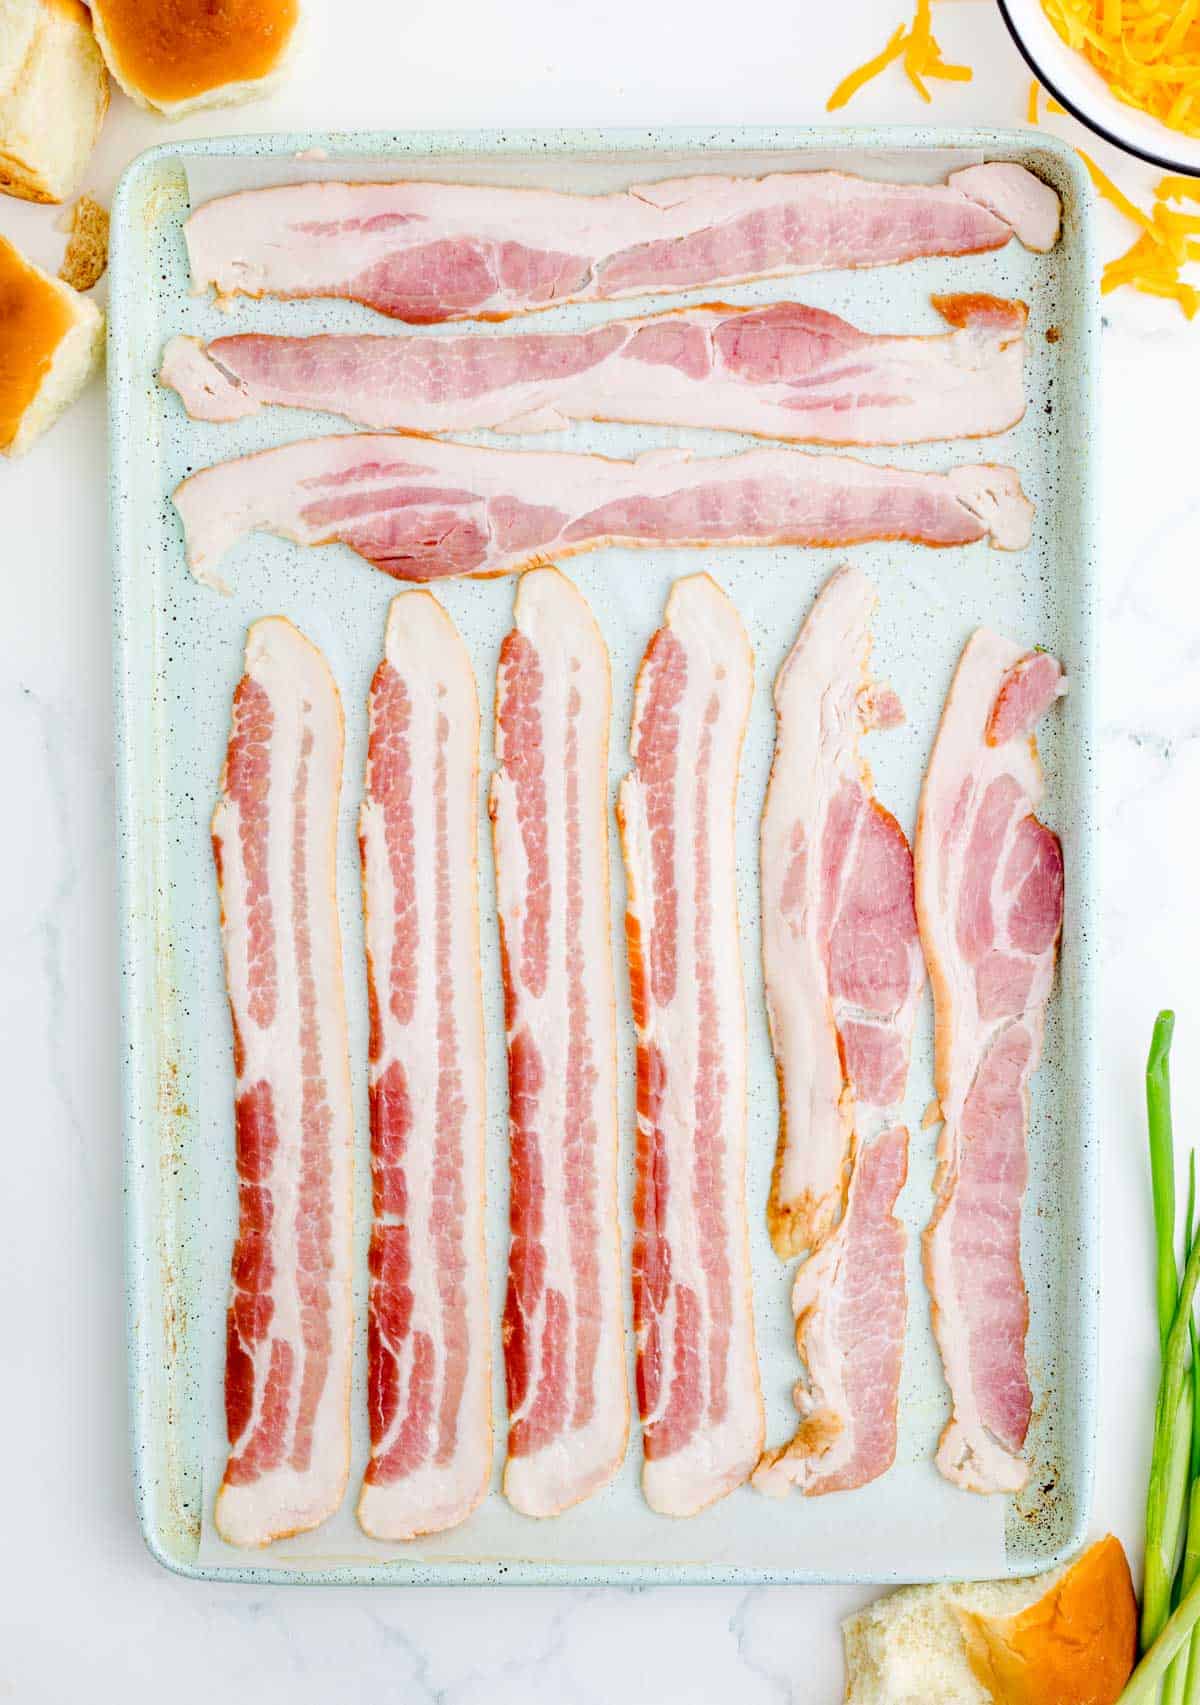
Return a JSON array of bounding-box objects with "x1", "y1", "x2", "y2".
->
[
  {"x1": 1165, "y1": 1162, "x2": 1200, "y2": 1703},
  {"x1": 1150, "y1": 1011, "x2": 1179, "y2": 1352},
  {"x1": 1144, "y1": 1202, "x2": 1200, "y2": 1650},
  {"x1": 1122, "y1": 1572, "x2": 1200, "y2": 1703}
]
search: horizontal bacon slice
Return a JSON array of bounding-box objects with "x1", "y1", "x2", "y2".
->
[
  {"x1": 159, "y1": 293, "x2": 1027, "y2": 445},
  {"x1": 916, "y1": 631, "x2": 1066, "y2": 1494},
  {"x1": 212, "y1": 617, "x2": 353, "y2": 1547},
  {"x1": 618, "y1": 574, "x2": 763, "y2": 1516},
  {"x1": 490, "y1": 567, "x2": 628, "y2": 1516},
  {"x1": 357, "y1": 592, "x2": 492, "y2": 1541},
  {"x1": 173, "y1": 434, "x2": 1035, "y2": 593},
  {"x1": 183, "y1": 165, "x2": 1060, "y2": 324},
  {"x1": 752, "y1": 567, "x2": 923, "y2": 1498},
  {"x1": 760, "y1": 566, "x2": 923, "y2": 1260}
]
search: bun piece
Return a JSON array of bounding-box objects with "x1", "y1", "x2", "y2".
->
[
  {"x1": 89, "y1": 0, "x2": 301, "y2": 116},
  {"x1": 843, "y1": 1536, "x2": 1137, "y2": 1705},
  {"x1": 0, "y1": 0, "x2": 108, "y2": 205},
  {"x1": 0, "y1": 232, "x2": 103, "y2": 455}
]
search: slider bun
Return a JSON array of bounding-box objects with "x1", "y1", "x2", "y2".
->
[
  {"x1": 89, "y1": 0, "x2": 302, "y2": 116},
  {"x1": 0, "y1": 0, "x2": 108, "y2": 205},
  {"x1": 843, "y1": 1536, "x2": 1137, "y2": 1704},
  {"x1": 0, "y1": 232, "x2": 103, "y2": 456}
]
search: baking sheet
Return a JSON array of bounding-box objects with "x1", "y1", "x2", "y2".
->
[{"x1": 110, "y1": 127, "x2": 1098, "y2": 1585}]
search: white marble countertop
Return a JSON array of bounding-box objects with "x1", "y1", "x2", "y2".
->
[{"x1": 1, "y1": 0, "x2": 1193, "y2": 1694}]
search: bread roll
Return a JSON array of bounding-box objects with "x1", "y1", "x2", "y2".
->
[
  {"x1": 88, "y1": 0, "x2": 301, "y2": 116},
  {"x1": 842, "y1": 1535, "x2": 1137, "y2": 1704},
  {"x1": 0, "y1": 232, "x2": 103, "y2": 455},
  {"x1": 0, "y1": 0, "x2": 38, "y2": 96},
  {"x1": 0, "y1": 0, "x2": 108, "y2": 204}
]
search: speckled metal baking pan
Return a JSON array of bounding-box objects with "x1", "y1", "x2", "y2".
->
[{"x1": 110, "y1": 127, "x2": 1099, "y2": 1585}]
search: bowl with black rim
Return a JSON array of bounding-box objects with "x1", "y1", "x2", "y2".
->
[{"x1": 998, "y1": 0, "x2": 1200, "y2": 174}]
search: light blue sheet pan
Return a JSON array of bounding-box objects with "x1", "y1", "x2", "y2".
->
[{"x1": 110, "y1": 127, "x2": 1098, "y2": 1585}]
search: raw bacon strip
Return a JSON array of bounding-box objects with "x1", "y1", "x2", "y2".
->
[
  {"x1": 212, "y1": 617, "x2": 353, "y2": 1547},
  {"x1": 752, "y1": 568, "x2": 923, "y2": 1498},
  {"x1": 916, "y1": 632, "x2": 1066, "y2": 1494},
  {"x1": 183, "y1": 165, "x2": 1059, "y2": 323},
  {"x1": 753, "y1": 1125, "x2": 909, "y2": 1498},
  {"x1": 357, "y1": 592, "x2": 492, "y2": 1541},
  {"x1": 159, "y1": 293, "x2": 1027, "y2": 445},
  {"x1": 760, "y1": 566, "x2": 924, "y2": 1260},
  {"x1": 947, "y1": 164, "x2": 1062, "y2": 256},
  {"x1": 173, "y1": 433, "x2": 1035, "y2": 593},
  {"x1": 618, "y1": 574, "x2": 763, "y2": 1517},
  {"x1": 490, "y1": 567, "x2": 628, "y2": 1516}
]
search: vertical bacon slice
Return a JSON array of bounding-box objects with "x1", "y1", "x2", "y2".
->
[
  {"x1": 618, "y1": 574, "x2": 763, "y2": 1516},
  {"x1": 183, "y1": 165, "x2": 1059, "y2": 323},
  {"x1": 356, "y1": 592, "x2": 493, "y2": 1540},
  {"x1": 490, "y1": 566, "x2": 628, "y2": 1517},
  {"x1": 159, "y1": 293, "x2": 1028, "y2": 446},
  {"x1": 761, "y1": 566, "x2": 923, "y2": 1259},
  {"x1": 173, "y1": 433, "x2": 1035, "y2": 593},
  {"x1": 754, "y1": 1125, "x2": 910, "y2": 1497},
  {"x1": 916, "y1": 633, "x2": 1066, "y2": 1494},
  {"x1": 212, "y1": 617, "x2": 353, "y2": 1547},
  {"x1": 752, "y1": 567, "x2": 923, "y2": 1498}
]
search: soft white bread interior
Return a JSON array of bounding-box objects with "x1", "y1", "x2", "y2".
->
[
  {"x1": 0, "y1": 0, "x2": 38, "y2": 96},
  {"x1": 0, "y1": 0, "x2": 108, "y2": 204},
  {"x1": 88, "y1": 0, "x2": 301, "y2": 117},
  {"x1": 842, "y1": 1536, "x2": 1136, "y2": 1705},
  {"x1": 0, "y1": 232, "x2": 103, "y2": 456}
]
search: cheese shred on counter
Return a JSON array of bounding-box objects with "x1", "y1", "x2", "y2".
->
[
  {"x1": 826, "y1": 0, "x2": 971, "y2": 111},
  {"x1": 1081, "y1": 151, "x2": 1200, "y2": 318}
]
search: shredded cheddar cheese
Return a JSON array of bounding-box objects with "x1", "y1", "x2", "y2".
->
[
  {"x1": 1078, "y1": 148, "x2": 1156, "y2": 231},
  {"x1": 827, "y1": 0, "x2": 971, "y2": 111},
  {"x1": 1080, "y1": 150, "x2": 1200, "y2": 318},
  {"x1": 1029, "y1": 79, "x2": 1069, "y2": 122},
  {"x1": 1040, "y1": 0, "x2": 1200, "y2": 139}
]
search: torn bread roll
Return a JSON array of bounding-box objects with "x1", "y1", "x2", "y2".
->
[
  {"x1": 88, "y1": 0, "x2": 301, "y2": 115},
  {"x1": 0, "y1": 0, "x2": 108, "y2": 204},
  {"x1": 0, "y1": 232, "x2": 103, "y2": 455},
  {"x1": 842, "y1": 1536, "x2": 1136, "y2": 1705}
]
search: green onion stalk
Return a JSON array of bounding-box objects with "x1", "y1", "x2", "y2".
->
[
  {"x1": 1143, "y1": 1014, "x2": 1200, "y2": 1659},
  {"x1": 1163, "y1": 1160, "x2": 1200, "y2": 1705},
  {"x1": 1149, "y1": 1012, "x2": 1179, "y2": 1350},
  {"x1": 1122, "y1": 1573, "x2": 1200, "y2": 1704}
]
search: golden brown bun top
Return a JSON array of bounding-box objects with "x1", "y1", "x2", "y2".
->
[
  {"x1": 957, "y1": 1536, "x2": 1137, "y2": 1705},
  {"x1": 89, "y1": 0, "x2": 298, "y2": 105},
  {"x1": 42, "y1": 0, "x2": 95, "y2": 27},
  {"x1": 0, "y1": 235, "x2": 75, "y2": 452}
]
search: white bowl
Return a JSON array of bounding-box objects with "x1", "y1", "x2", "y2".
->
[{"x1": 998, "y1": 0, "x2": 1200, "y2": 173}]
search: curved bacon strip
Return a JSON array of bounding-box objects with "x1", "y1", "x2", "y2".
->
[
  {"x1": 183, "y1": 165, "x2": 1058, "y2": 324},
  {"x1": 618, "y1": 574, "x2": 763, "y2": 1516},
  {"x1": 356, "y1": 592, "x2": 492, "y2": 1541},
  {"x1": 160, "y1": 294, "x2": 1027, "y2": 446},
  {"x1": 753, "y1": 567, "x2": 923, "y2": 1498},
  {"x1": 212, "y1": 617, "x2": 353, "y2": 1548},
  {"x1": 173, "y1": 433, "x2": 1035, "y2": 593},
  {"x1": 754, "y1": 1125, "x2": 909, "y2": 1498},
  {"x1": 761, "y1": 566, "x2": 923, "y2": 1259},
  {"x1": 490, "y1": 567, "x2": 628, "y2": 1517},
  {"x1": 916, "y1": 632, "x2": 1066, "y2": 1493}
]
